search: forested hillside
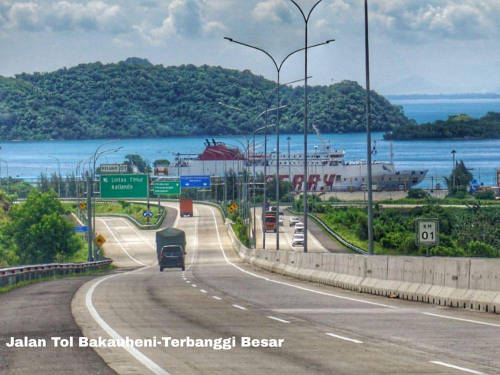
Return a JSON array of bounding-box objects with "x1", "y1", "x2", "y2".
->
[
  {"x1": 384, "y1": 112, "x2": 500, "y2": 140},
  {"x1": 0, "y1": 58, "x2": 413, "y2": 140}
]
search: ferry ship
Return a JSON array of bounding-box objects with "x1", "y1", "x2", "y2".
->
[{"x1": 165, "y1": 138, "x2": 427, "y2": 192}]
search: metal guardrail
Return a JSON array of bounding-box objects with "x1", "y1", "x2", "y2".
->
[
  {"x1": 0, "y1": 260, "x2": 112, "y2": 288},
  {"x1": 308, "y1": 213, "x2": 368, "y2": 255},
  {"x1": 77, "y1": 201, "x2": 166, "y2": 230}
]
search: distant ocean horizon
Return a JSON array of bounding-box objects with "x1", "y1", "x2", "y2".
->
[{"x1": 389, "y1": 98, "x2": 500, "y2": 124}]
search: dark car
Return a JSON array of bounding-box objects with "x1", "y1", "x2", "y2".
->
[{"x1": 159, "y1": 245, "x2": 185, "y2": 271}]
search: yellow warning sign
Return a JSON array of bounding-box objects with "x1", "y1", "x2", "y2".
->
[
  {"x1": 94, "y1": 234, "x2": 106, "y2": 247},
  {"x1": 79, "y1": 202, "x2": 87, "y2": 210},
  {"x1": 228, "y1": 202, "x2": 239, "y2": 213}
]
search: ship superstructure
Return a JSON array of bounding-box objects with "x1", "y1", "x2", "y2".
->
[{"x1": 168, "y1": 138, "x2": 427, "y2": 192}]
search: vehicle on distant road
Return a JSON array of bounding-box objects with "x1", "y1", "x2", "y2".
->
[
  {"x1": 156, "y1": 228, "x2": 186, "y2": 271},
  {"x1": 294, "y1": 227, "x2": 304, "y2": 235},
  {"x1": 264, "y1": 212, "x2": 277, "y2": 233},
  {"x1": 292, "y1": 233, "x2": 304, "y2": 242},
  {"x1": 295, "y1": 222, "x2": 304, "y2": 231},
  {"x1": 292, "y1": 233, "x2": 305, "y2": 247},
  {"x1": 289, "y1": 216, "x2": 300, "y2": 226},
  {"x1": 180, "y1": 198, "x2": 193, "y2": 217}
]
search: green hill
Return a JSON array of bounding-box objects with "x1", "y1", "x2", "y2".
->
[
  {"x1": 0, "y1": 58, "x2": 413, "y2": 140},
  {"x1": 384, "y1": 112, "x2": 500, "y2": 140}
]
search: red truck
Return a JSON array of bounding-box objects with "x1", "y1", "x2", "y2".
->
[
  {"x1": 180, "y1": 198, "x2": 193, "y2": 217},
  {"x1": 264, "y1": 211, "x2": 277, "y2": 233}
]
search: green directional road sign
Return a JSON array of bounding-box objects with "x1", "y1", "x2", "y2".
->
[
  {"x1": 153, "y1": 180, "x2": 181, "y2": 195},
  {"x1": 100, "y1": 174, "x2": 148, "y2": 198}
]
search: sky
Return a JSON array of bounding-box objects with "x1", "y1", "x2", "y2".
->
[{"x1": 0, "y1": 0, "x2": 499, "y2": 94}]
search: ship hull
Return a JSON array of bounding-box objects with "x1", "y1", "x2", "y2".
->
[{"x1": 167, "y1": 160, "x2": 427, "y2": 192}]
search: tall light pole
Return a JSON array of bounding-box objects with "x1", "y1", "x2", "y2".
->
[
  {"x1": 224, "y1": 37, "x2": 333, "y2": 250},
  {"x1": 451, "y1": 150, "x2": 456, "y2": 192},
  {"x1": 287, "y1": 136, "x2": 292, "y2": 180},
  {"x1": 89, "y1": 141, "x2": 122, "y2": 259},
  {"x1": 287, "y1": 0, "x2": 330, "y2": 254},
  {"x1": 1, "y1": 160, "x2": 8, "y2": 194},
  {"x1": 363, "y1": 0, "x2": 374, "y2": 255}
]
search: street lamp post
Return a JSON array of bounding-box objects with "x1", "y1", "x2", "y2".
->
[
  {"x1": 451, "y1": 150, "x2": 457, "y2": 192},
  {"x1": 219, "y1": 101, "x2": 287, "y2": 248},
  {"x1": 287, "y1": 0, "x2": 328, "y2": 253},
  {"x1": 287, "y1": 136, "x2": 292, "y2": 180},
  {"x1": 224, "y1": 37, "x2": 333, "y2": 250},
  {"x1": 363, "y1": 0, "x2": 374, "y2": 255},
  {"x1": 89, "y1": 142, "x2": 122, "y2": 259}
]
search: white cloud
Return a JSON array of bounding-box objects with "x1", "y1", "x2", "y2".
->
[
  {"x1": 370, "y1": 0, "x2": 500, "y2": 41},
  {"x1": 253, "y1": 0, "x2": 293, "y2": 24},
  {"x1": 8, "y1": 2, "x2": 42, "y2": 31},
  {"x1": 136, "y1": 0, "x2": 226, "y2": 45},
  {"x1": 0, "y1": 0, "x2": 125, "y2": 33}
]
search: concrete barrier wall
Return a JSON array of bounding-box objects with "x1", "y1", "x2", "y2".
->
[{"x1": 226, "y1": 223, "x2": 500, "y2": 314}]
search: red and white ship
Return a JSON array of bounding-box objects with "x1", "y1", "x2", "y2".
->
[{"x1": 166, "y1": 138, "x2": 427, "y2": 192}]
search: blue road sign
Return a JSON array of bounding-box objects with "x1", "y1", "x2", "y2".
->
[
  {"x1": 74, "y1": 226, "x2": 88, "y2": 233},
  {"x1": 143, "y1": 211, "x2": 154, "y2": 218},
  {"x1": 180, "y1": 175, "x2": 211, "y2": 188}
]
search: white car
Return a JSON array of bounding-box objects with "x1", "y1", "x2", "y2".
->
[
  {"x1": 292, "y1": 238, "x2": 304, "y2": 247},
  {"x1": 292, "y1": 233, "x2": 304, "y2": 242},
  {"x1": 289, "y1": 216, "x2": 300, "y2": 226},
  {"x1": 294, "y1": 227, "x2": 304, "y2": 235},
  {"x1": 295, "y1": 222, "x2": 304, "y2": 230},
  {"x1": 278, "y1": 217, "x2": 284, "y2": 226}
]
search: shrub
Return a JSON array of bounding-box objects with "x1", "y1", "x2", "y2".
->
[
  {"x1": 466, "y1": 241, "x2": 498, "y2": 257},
  {"x1": 408, "y1": 189, "x2": 429, "y2": 199},
  {"x1": 475, "y1": 190, "x2": 495, "y2": 200}
]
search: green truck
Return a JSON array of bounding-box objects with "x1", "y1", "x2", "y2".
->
[{"x1": 156, "y1": 228, "x2": 186, "y2": 272}]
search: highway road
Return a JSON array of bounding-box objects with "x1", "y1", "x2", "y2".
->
[
  {"x1": 253, "y1": 207, "x2": 327, "y2": 252},
  {"x1": 71, "y1": 202, "x2": 499, "y2": 375}
]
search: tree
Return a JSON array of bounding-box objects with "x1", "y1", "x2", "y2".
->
[
  {"x1": 153, "y1": 159, "x2": 171, "y2": 167},
  {"x1": 124, "y1": 154, "x2": 151, "y2": 173},
  {"x1": 4, "y1": 191, "x2": 81, "y2": 264},
  {"x1": 445, "y1": 160, "x2": 473, "y2": 194}
]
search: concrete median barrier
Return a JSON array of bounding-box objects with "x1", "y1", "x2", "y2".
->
[{"x1": 225, "y1": 220, "x2": 499, "y2": 314}]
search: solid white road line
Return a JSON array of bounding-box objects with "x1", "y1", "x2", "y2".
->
[
  {"x1": 212, "y1": 296, "x2": 222, "y2": 300},
  {"x1": 325, "y1": 332, "x2": 363, "y2": 344},
  {"x1": 86, "y1": 269, "x2": 170, "y2": 375},
  {"x1": 232, "y1": 304, "x2": 247, "y2": 310},
  {"x1": 200, "y1": 289, "x2": 207, "y2": 293},
  {"x1": 209, "y1": 207, "x2": 395, "y2": 309},
  {"x1": 100, "y1": 219, "x2": 146, "y2": 266},
  {"x1": 267, "y1": 316, "x2": 290, "y2": 324},
  {"x1": 186, "y1": 209, "x2": 199, "y2": 271},
  {"x1": 430, "y1": 361, "x2": 488, "y2": 375},
  {"x1": 423, "y1": 312, "x2": 500, "y2": 328}
]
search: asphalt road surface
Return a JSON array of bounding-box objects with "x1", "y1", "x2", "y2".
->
[
  {"x1": 71, "y1": 202, "x2": 499, "y2": 375},
  {"x1": 0, "y1": 276, "x2": 117, "y2": 375},
  {"x1": 253, "y1": 207, "x2": 327, "y2": 252}
]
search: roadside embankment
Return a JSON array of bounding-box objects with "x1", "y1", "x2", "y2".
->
[{"x1": 226, "y1": 222, "x2": 500, "y2": 314}]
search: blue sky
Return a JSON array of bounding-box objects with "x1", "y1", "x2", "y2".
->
[{"x1": 0, "y1": 0, "x2": 499, "y2": 94}]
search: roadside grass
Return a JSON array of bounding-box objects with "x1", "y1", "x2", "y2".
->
[
  {"x1": 64, "y1": 202, "x2": 163, "y2": 225},
  {"x1": 0, "y1": 264, "x2": 114, "y2": 295},
  {"x1": 317, "y1": 214, "x2": 385, "y2": 254}
]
